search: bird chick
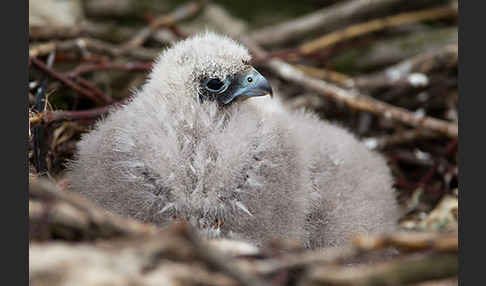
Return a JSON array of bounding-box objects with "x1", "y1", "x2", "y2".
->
[{"x1": 67, "y1": 32, "x2": 399, "y2": 248}]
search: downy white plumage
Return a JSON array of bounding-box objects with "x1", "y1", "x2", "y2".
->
[{"x1": 67, "y1": 32, "x2": 399, "y2": 248}]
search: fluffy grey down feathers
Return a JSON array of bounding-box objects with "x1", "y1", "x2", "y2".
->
[{"x1": 67, "y1": 32, "x2": 399, "y2": 248}]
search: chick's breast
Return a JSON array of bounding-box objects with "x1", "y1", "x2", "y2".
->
[{"x1": 68, "y1": 95, "x2": 312, "y2": 247}]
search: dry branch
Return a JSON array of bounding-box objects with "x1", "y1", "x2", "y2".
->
[
  {"x1": 244, "y1": 231, "x2": 457, "y2": 277},
  {"x1": 30, "y1": 38, "x2": 160, "y2": 60},
  {"x1": 29, "y1": 101, "x2": 127, "y2": 127},
  {"x1": 355, "y1": 44, "x2": 458, "y2": 91},
  {"x1": 30, "y1": 178, "x2": 266, "y2": 286},
  {"x1": 29, "y1": 42, "x2": 57, "y2": 58},
  {"x1": 29, "y1": 177, "x2": 458, "y2": 285},
  {"x1": 244, "y1": 246, "x2": 358, "y2": 276},
  {"x1": 58, "y1": 38, "x2": 161, "y2": 60},
  {"x1": 31, "y1": 57, "x2": 113, "y2": 105},
  {"x1": 29, "y1": 178, "x2": 156, "y2": 240},
  {"x1": 363, "y1": 129, "x2": 440, "y2": 150},
  {"x1": 294, "y1": 64, "x2": 354, "y2": 88},
  {"x1": 30, "y1": 228, "x2": 261, "y2": 286},
  {"x1": 67, "y1": 62, "x2": 152, "y2": 77},
  {"x1": 28, "y1": 3, "x2": 459, "y2": 285},
  {"x1": 123, "y1": 1, "x2": 203, "y2": 48},
  {"x1": 353, "y1": 232, "x2": 458, "y2": 253},
  {"x1": 30, "y1": 225, "x2": 234, "y2": 286},
  {"x1": 242, "y1": 37, "x2": 458, "y2": 139},
  {"x1": 339, "y1": 26, "x2": 457, "y2": 72},
  {"x1": 300, "y1": 253, "x2": 458, "y2": 286},
  {"x1": 29, "y1": 112, "x2": 45, "y2": 126},
  {"x1": 298, "y1": 6, "x2": 457, "y2": 55},
  {"x1": 249, "y1": 0, "x2": 436, "y2": 46},
  {"x1": 30, "y1": 20, "x2": 143, "y2": 42}
]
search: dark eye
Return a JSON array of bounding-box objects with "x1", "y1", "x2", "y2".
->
[{"x1": 206, "y1": 78, "x2": 224, "y2": 91}]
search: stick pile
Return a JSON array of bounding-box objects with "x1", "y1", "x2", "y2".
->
[{"x1": 29, "y1": 1, "x2": 459, "y2": 284}]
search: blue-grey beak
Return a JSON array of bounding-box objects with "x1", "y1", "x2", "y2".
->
[{"x1": 218, "y1": 66, "x2": 273, "y2": 105}]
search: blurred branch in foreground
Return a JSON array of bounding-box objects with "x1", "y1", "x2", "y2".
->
[{"x1": 30, "y1": 178, "x2": 457, "y2": 286}]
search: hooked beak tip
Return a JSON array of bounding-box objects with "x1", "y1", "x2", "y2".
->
[
  {"x1": 219, "y1": 66, "x2": 274, "y2": 105},
  {"x1": 238, "y1": 68, "x2": 273, "y2": 100}
]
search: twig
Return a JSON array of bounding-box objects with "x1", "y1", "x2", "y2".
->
[
  {"x1": 29, "y1": 112, "x2": 45, "y2": 126},
  {"x1": 67, "y1": 62, "x2": 152, "y2": 77},
  {"x1": 299, "y1": 6, "x2": 457, "y2": 55},
  {"x1": 294, "y1": 64, "x2": 354, "y2": 88},
  {"x1": 246, "y1": 231, "x2": 456, "y2": 277},
  {"x1": 330, "y1": 26, "x2": 457, "y2": 72},
  {"x1": 355, "y1": 45, "x2": 458, "y2": 91},
  {"x1": 300, "y1": 253, "x2": 458, "y2": 286},
  {"x1": 63, "y1": 38, "x2": 160, "y2": 60},
  {"x1": 74, "y1": 77, "x2": 113, "y2": 105},
  {"x1": 29, "y1": 178, "x2": 458, "y2": 284},
  {"x1": 123, "y1": 1, "x2": 203, "y2": 48},
  {"x1": 32, "y1": 53, "x2": 55, "y2": 175},
  {"x1": 29, "y1": 97, "x2": 130, "y2": 127},
  {"x1": 241, "y1": 37, "x2": 458, "y2": 139},
  {"x1": 29, "y1": 103, "x2": 124, "y2": 127},
  {"x1": 412, "y1": 138, "x2": 458, "y2": 195},
  {"x1": 246, "y1": 247, "x2": 358, "y2": 276},
  {"x1": 363, "y1": 129, "x2": 441, "y2": 150},
  {"x1": 29, "y1": 20, "x2": 139, "y2": 42},
  {"x1": 249, "y1": 0, "x2": 434, "y2": 46},
  {"x1": 29, "y1": 38, "x2": 160, "y2": 60},
  {"x1": 168, "y1": 25, "x2": 189, "y2": 39},
  {"x1": 30, "y1": 57, "x2": 113, "y2": 105},
  {"x1": 389, "y1": 150, "x2": 434, "y2": 168},
  {"x1": 30, "y1": 178, "x2": 264, "y2": 285},
  {"x1": 31, "y1": 61, "x2": 149, "y2": 111},
  {"x1": 29, "y1": 42, "x2": 57, "y2": 58},
  {"x1": 353, "y1": 232, "x2": 458, "y2": 253},
  {"x1": 182, "y1": 225, "x2": 268, "y2": 286},
  {"x1": 29, "y1": 178, "x2": 156, "y2": 240},
  {"x1": 30, "y1": 222, "x2": 257, "y2": 286}
]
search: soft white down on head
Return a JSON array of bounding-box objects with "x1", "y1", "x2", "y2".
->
[{"x1": 146, "y1": 31, "x2": 251, "y2": 100}]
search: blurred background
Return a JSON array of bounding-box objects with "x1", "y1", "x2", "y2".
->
[{"x1": 29, "y1": 0, "x2": 458, "y2": 284}]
